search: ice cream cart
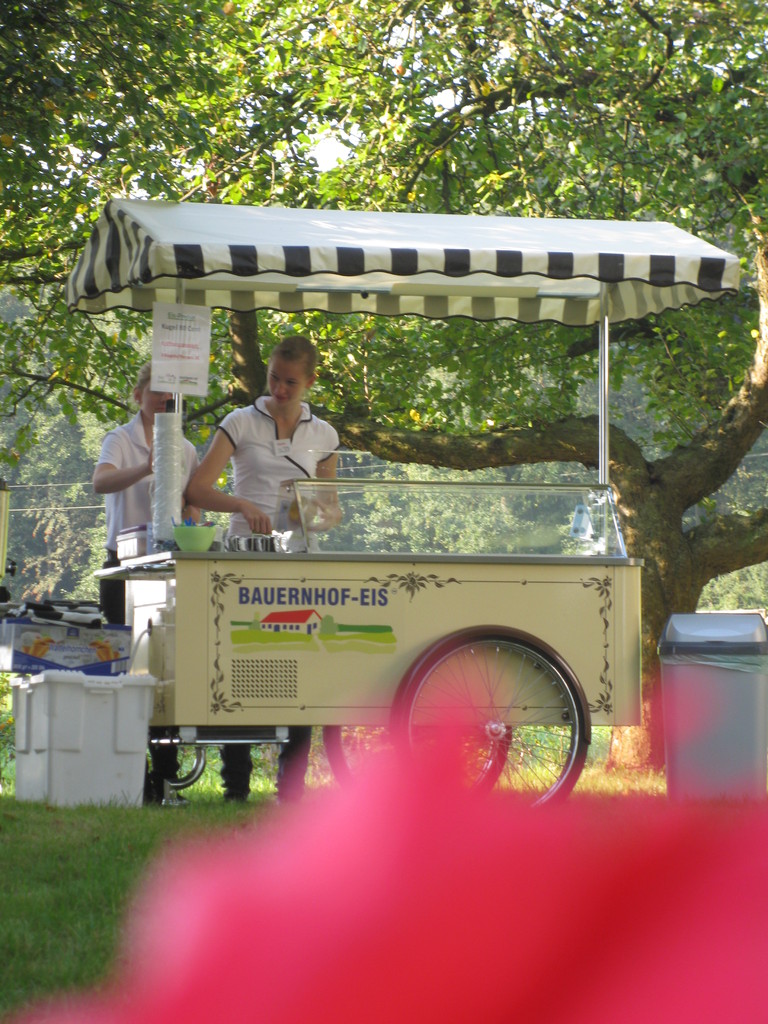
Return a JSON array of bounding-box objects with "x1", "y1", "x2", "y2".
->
[{"x1": 68, "y1": 201, "x2": 739, "y2": 803}]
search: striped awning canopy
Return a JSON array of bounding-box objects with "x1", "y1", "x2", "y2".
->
[{"x1": 66, "y1": 199, "x2": 740, "y2": 326}]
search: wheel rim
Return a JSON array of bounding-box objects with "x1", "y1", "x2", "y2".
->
[{"x1": 399, "y1": 635, "x2": 587, "y2": 804}]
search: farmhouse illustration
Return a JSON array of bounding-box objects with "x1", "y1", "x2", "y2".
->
[
  {"x1": 229, "y1": 607, "x2": 396, "y2": 651},
  {"x1": 259, "y1": 609, "x2": 322, "y2": 635}
]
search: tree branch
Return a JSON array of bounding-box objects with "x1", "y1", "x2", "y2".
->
[
  {"x1": 5, "y1": 369, "x2": 130, "y2": 414},
  {"x1": 332, "y1": 411, "x2": 605, "y2": 470},
  {"x1": 686, "y1": 507, "x2": 768, "y2": 583}
]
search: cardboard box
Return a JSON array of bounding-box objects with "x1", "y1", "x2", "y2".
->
[
  {"x1": 12, "y1": 671, "x2": 157, "y2": 806},
  {"x1": 0, "y1": 618, "x2": 132, "y2": 675}
]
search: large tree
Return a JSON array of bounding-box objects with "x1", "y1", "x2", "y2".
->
[{"x1": 2, "y1": 0, "x2": 768, "y2": 765}]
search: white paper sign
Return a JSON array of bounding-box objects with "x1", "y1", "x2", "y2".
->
[{"x1": 151, "y1": 302, "x2": 212, "y2": 396}]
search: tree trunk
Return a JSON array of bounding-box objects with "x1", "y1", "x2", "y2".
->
[
  {"x1": 606, "y1": 724, "x2": 651, "y2": 771},
  {"x1": 227, "y1": 310, "x2": 265, "y2": 401}
]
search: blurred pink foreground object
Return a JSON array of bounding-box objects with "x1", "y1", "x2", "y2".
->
[{"x1": 16, "y1": 750, "x2": 768, "y2": 1023}]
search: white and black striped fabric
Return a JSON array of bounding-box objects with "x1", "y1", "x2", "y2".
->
[{"x1": 66, "y1": 199, "x2": 740, "y2": 325}]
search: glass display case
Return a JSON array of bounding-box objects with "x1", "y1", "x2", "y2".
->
[{"x1": 286, "y1": 480, "x2": 627, "y2": 559}]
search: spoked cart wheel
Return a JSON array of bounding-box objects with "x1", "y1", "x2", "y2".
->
[
  {"x1": 391, "y1": 627, "x2": 591, "y2": 806},
  {"x1": 322, "y1": 725, "x2": 396, "y2": 784}
]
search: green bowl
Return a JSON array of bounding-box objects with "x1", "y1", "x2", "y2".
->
[{"x1": 173, "y1": 525, "x2": 216, "y2": 552}]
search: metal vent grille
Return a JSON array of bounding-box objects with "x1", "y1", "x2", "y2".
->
[{"x1": 230, "y1": 658, "x2": 298, "y2": 701}]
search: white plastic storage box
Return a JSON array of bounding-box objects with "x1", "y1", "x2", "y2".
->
[
  {"x1": 658, "y1": 612, "x2": 768, "y2": 800},
  {"x1": 116, "y1": 524, "x2": 150, "y2": 560},
  {"x1": 12, "y1": 671, "x2": 157, "y2": 806}
]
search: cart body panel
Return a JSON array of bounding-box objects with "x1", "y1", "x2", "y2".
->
[{"x1": 127, "y1": 551, "x2": 641, "y2": 730}]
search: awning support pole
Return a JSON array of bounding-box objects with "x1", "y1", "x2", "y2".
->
[
  {"x1": 172, "y1": 280, "x2": 185, "y2": 415},
  {"x1": 598, "y1": 287, "x2": 610, "y2": 486}
]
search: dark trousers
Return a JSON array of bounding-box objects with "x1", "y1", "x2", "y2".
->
[
  {"x1": 144, "y1": 742, "x2": 181, "y2": 803},
  {"x1": 99, "y1": 552, "x2": 125, "y2": 626},
  {"x1": 221, "y1": 726, "x2": 312, "y2": 801}
]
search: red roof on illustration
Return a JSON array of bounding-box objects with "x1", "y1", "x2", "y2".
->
[{"x1": 261, "y1": 609, "x2": 322, "y2": 625}]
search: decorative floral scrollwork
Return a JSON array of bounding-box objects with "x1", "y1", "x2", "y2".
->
[
  {"x1": 583, "y1": 575, "x2": 614, "y2": 715},
  {"x1": 210, "y1": 571, "x2": 244, "y2": 715},
  {"x1": 365, "y1": 571, "x2": 460, "y2": 601}
]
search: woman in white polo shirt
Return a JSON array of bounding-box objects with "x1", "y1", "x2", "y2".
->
[
  {"x1": 186, "y1": 335, "x2": 339, "y2": 802},
  {"x1": 94, "y1": 362, "x2": 199, "y2": 620}
]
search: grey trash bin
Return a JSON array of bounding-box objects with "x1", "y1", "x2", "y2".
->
[{"x1": 658, "y1": 612, "x2": 768, "y2": 800}]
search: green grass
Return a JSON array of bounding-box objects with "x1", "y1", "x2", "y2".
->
[
  {"x1": 0, "y1": 711, "x2": 334, "y2": 1020},
  {"x1": 0, "y1": 795, "x2": 274, "y2": 1017}
]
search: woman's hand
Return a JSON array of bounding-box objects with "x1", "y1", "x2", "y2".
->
[
  {"x1": 236, "y1": 498, "x2": 272, "y2": 534},
  {"x1": 305, "y1": 500, "x2": 342, "y2": 532}
]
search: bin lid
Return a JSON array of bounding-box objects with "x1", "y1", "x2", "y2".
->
[{"x1": 658, "y1": 612, "x2": 768, "y2": 655}]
